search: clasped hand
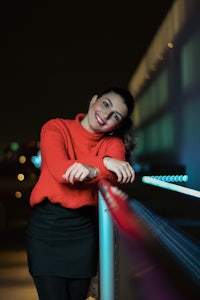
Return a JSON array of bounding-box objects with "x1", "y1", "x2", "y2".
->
[
  {"x1": 62, "y1": 162, "x2": 96, "y2": 184},
  {"x1": 103, "y1": 157, "x2": 135, "y2": 183}
]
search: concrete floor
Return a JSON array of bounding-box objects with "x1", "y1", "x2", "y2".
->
[
  {"x1": 0, "y1": 248, "x2": 99, "y2": 300},
  {"x1": 0, "y1": 249, "x2": 38, "y2": 300}
]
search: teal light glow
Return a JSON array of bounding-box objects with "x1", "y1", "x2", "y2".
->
[
  {"x1": 151, "y1": 174, "x2": 188, "y2": 183},
  {"x1": 142, "y1": 176, "x2": 200, "y2": 198},
  {"x1": 31, "y1": 150, "x2": 41, "y2": 168}
]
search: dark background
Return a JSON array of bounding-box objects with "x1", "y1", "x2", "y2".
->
[{"x1": 0, "y1": 1, "x2": 174, "y2": 143}]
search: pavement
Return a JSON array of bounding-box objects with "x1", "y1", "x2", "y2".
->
[
  {"x1": 0, "y1": 249, "x2": 38, "y2": 300},
  {"x1": 0, "y1": 216, "x2": 38, "y2": 300}
]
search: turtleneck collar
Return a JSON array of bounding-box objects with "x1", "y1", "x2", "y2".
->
[{"x1": 74, "y1": 113, "x2": 104, "y2": 141}]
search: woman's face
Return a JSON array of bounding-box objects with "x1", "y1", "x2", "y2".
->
[{"x1": 83, "y1": 91, "x2": 128, "y2": 133}]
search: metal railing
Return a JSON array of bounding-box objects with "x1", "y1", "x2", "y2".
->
[{"x1": 98, "y1": 190, "x2": 200, "y2": 300}]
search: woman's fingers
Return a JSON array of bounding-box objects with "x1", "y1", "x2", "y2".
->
[
  {"x1": 63, "y1": 163, "x2": 90, "y2": 184},
  {"x1": 115, "y1": 161, "x2": 135, "y2": 183}
]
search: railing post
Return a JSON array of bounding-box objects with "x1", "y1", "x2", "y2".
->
[{"x1": 98, "y1": 191, "x2": 114, "y2": 300}]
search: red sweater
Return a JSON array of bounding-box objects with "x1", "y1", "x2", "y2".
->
[{"x1": 30, "y1": 113, "x2": 127, "y2": 208}]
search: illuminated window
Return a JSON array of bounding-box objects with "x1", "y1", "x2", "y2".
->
[
  {"x1": 181, "y1": 30, "x2": 200, "y2": 91},
  {"x1": 136, "y1": 69, "x2": 169, "y2": 126}
]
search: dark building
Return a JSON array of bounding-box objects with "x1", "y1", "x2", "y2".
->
[{"x1": 129, "y1": 0, "x2": 200, "y2": 190}]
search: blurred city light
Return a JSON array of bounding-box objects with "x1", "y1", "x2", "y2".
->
[
  {"x1": 142, "y1": 176, "x2": 200, "y2": 198},
  {"x1": 31, "y1": 150, "x2": 41, "y2": 168},
  {"x1": 17, "y1": 173, "x2": 25, "y2": 181},
  {"x1": 19, "y1": 155, "x2": 26, "y2": 164}
]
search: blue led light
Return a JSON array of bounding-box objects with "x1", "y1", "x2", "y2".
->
[
  {"x1": 151, "y1": 174, "x2": 188, "y2": 183},
  {"x1": 31, "y1": 150, "x2": 41, "y2": 168},
  {"x1": 142, "y1": 176, "x2": 200, "y2": 198}
]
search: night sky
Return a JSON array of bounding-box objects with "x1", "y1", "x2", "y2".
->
[{"x1": 0, "y1": 1, "x2": 174, "y2": 143}]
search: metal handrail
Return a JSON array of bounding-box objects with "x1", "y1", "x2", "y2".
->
[{"x1": 98, "y1": 191, "x2": 114, "y2": 300}]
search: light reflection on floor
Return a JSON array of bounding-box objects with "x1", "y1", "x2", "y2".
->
[{"x1": 0, "y1": 249, "x2": 38, "y2": 300}]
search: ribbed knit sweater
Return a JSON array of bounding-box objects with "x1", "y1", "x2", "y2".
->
[{"x1": 30, "y1": 113, "x2": 126, "y2": 208}]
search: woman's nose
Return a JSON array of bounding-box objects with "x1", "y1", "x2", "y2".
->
[{"x1": 103, "y1": 110, "x2": 111, "y2": 119}]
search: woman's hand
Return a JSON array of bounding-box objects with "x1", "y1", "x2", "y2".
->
[
  {"x1": 103, "y1": 157, "x2": 135, "y2": 183},
  {"x1": 62, "y1": 162, "x2": 98, "y2": 184}
]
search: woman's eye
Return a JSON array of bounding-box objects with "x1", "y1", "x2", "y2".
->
[
  {"x1": 103, "y1": 101, "x2": 109, "y2": 108},
  {"x1": 113, "y1": 113, "x2": 120, "y2": 122}
]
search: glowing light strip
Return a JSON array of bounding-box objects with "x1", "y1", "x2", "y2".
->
[
  {"x1": 142, "y1": 176, "x2": 200, "y2": 198},
  {"x1": 130, "y1": 200, "x2": 200, "y2": 283},
  {"x1": 151, "y1": 174, "x2": 188, "y2": 183}
]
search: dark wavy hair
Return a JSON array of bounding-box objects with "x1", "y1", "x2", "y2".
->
[{"x1": 97, "y1": 86, "x2": 136, "y2": 159}]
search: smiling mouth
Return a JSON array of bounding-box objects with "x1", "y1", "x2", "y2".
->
[{"x1": 96, "y1": 113, "x2": 105, "y2": 125}]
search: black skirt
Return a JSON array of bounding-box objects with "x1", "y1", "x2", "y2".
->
[{"x1": 26, "y1": 199, "x2": 99, "y2": 278}]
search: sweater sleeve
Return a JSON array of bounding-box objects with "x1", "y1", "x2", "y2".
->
[
  {"x1": 40, "y1": 120, "x2": 77, "y2": 184},
  {"x1": 78, "y1": 137, "x2": 127, "y2": 185}
]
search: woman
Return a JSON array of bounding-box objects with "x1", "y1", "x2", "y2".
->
[{"x1": 26, "y1": 86, "x2": 136, "y2": 300}]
